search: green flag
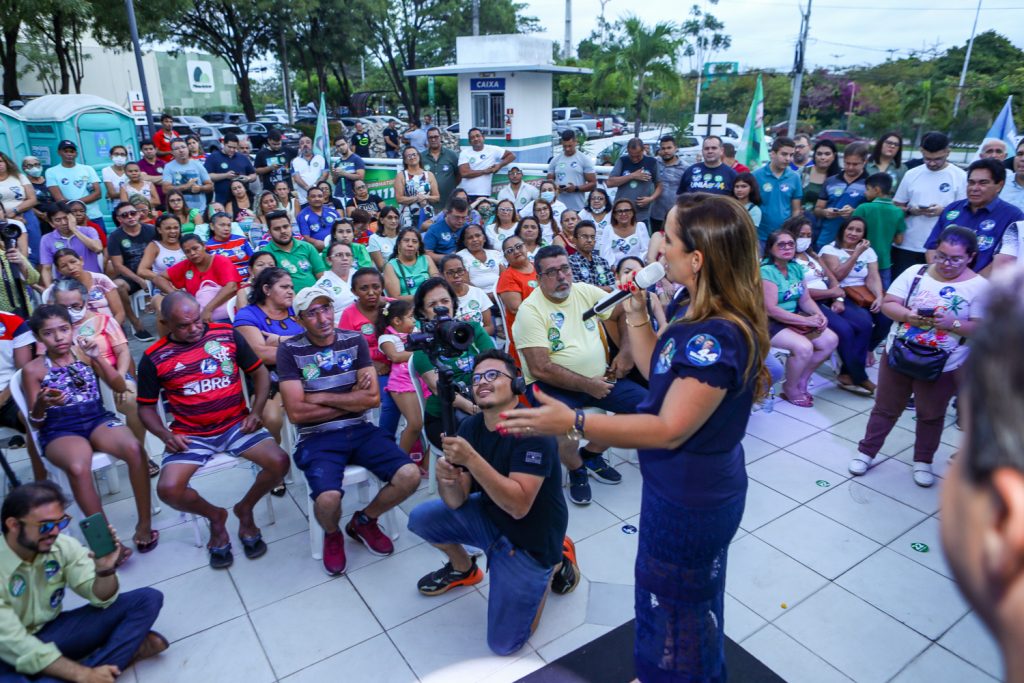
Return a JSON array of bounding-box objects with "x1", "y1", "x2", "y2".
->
[
  {"x1": 313, "y1": 92, "x2": 330, "y2": 160},
  {"x1": 742, "y1": 74, "x2": 768, "y2": 169}
]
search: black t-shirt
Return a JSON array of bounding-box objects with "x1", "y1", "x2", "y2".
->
[
  {"x1": 255, "y1": 146, "x2": 297, "y2": 189},
  {"x1": 458, "y1": 412, "x2": 567, "y2": 567},
  {"x1": 345, "y1": 194, "x2": 384, "y2": 216},
  {"x1": 350, "y1": 132, "x2": 371, "y2": 157},
  {"x1": 383, "y1": 127, "x2": 400, "y2": 151},
  {"x1": 107, "y1": 224, "x2": 156, "y2": 272}
]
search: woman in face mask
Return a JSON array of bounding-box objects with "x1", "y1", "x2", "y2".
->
[
  {"x1": 523, "y1": 180, "x2": 567, "y2": 224},
  {"x1": 21, "y1": 156, "x2": 53, "y2": 232},
  {"x1": 781, "y1": 215, "x2": 876, "y2": 395},
  {"x1": 102, "y1": 145, "x2": 131, "y2": 212}
]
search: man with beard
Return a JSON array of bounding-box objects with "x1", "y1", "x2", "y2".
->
[{"x1": 261, "y1": 210, "x2": 325, "y2": 291}]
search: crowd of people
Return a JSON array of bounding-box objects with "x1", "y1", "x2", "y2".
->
[{"x1": 1, "y1": 118, "x2": 1023, "y2": 682}]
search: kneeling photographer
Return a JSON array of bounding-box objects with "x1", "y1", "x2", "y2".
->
[
  {"x1": 410, "y1": 277, "x2": 494, "y2": 448},
  {"x1": 407, "y1": 349, "x2": 577, "y2": 656}
]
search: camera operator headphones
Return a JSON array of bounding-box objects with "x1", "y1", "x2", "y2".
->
[{"x1": 509, "y1": 364, "x2": 527, "y2": 397}]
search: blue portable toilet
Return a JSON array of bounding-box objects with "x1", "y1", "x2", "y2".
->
[
  {"x1": 0, "y1": 105, "x2": 29, "y2": 161},
  {"x1": 19, "y1": 95, "x2": 140, "y2": 222}
]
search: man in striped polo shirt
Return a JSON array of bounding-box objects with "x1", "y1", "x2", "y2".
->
[
  {"x1": 137, "y1": 292, "x2": 290, "y2": 570},
  {"x1": 278, "y1": 287, "x2": 420, "y2": 576}
]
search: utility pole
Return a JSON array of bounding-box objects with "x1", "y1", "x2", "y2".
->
[
  {"x1": 786, "y1": 0, "x2": 812, "y2": 138},
  {"x1": 472, "y1": 0, "x2": 480, "y2": 36},
  {"x1": 124, "y1": 0, "x2": 154, "y2": 139},
  {"x1": 564, "y1": 0, "x2": 572, "y2": 59},
  {"x1": 278, "y1": 26, "x2": 293, "y2": 124},
  {"x1": 953, "y1": 0, "x2": 982, "y2": 118}
]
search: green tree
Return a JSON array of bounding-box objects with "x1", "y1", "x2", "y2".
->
[
  {"x1": 593, "y1": 15, "x2": 683, "y2": 136},
  {"x1": 680, "y1": 0, "x2": 731, "y2": 114}
]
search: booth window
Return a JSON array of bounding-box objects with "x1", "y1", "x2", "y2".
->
[{"x1": 472, "y1": 92, "x2": 505, "y2": 135}]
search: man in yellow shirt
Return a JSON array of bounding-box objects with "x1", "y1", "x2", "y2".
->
[
  {"x1": 0, "y1": 482, "x2": 166, "y2": 682},
  {"x1": 512, "y1": 245, "x2": 645, "y2": 505}
]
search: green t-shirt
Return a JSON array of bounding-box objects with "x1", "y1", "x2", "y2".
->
[
  {"x1": 760, "y1": 261, "x2": 805, "y2": 313},
  {"x1": 265, "y1": 239, "x2": 326, "y2": 291},
  {"x1": 389, "y1": 254, "x2": 432, "y2": 296},
  {"x1": 178, "y1": 209, "x2": 202, "y2": 235},
  {"x1": 852, "y1": 198, "x2": 906, "y2": 270},
  {"x1": 412, "y1": 321, "x2": 495, "y2": 417}
]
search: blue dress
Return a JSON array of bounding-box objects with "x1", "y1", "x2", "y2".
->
[{"x1": 633, "y1": 302, "x2": 755, "y2": 683}]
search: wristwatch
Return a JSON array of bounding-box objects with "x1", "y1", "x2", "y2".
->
[
  {"x1": 566, "y1": 409, "x2": 586, "y2": 442},
  {"x1": 952, "y1": 319, "x2": 962, "y2": 330},
  {"x1": 835, "y1": 296, "x2": 845, "y2": 303}
]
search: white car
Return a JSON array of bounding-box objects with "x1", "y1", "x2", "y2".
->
[
  {"x1": 585, "y1": 132, "x2": 702, "y2": 167},
  {"x1": 364, "y1": 115, "x2": 406, "y2": 127}
]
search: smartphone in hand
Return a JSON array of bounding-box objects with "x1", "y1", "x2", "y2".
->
[
  {"x1": 917, "y1": 307, "x2": 936, "y2": 318},
  {"x1": 79, "y1": 513, "x2": 117, "y2": 557}
]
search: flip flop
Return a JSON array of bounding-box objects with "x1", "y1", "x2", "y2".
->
[
  {"x1": 780, "y1": 392, "x2": 814, "y2": 408},
  {"x1": 239, "y1": 533, "x2": 268, "y2": 560},
  {"x1": 147, "y1": 458, "x2": 161, "y2": 478},
  {"x1": 208, "y1": 542, "x2": 234, "y2": 569},
  {"x1": 135, "y1": 529, "x2": 160, "y2": 554},
  {"x1": 114, "y1": 544, "x2": 134, "y2": 567},
  {"x1": 270, "y1": 483, "x2": 287, "y2": 497}
]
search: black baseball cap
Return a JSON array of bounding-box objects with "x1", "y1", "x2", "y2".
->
[{"x1": 57, "y1": 140, "x2": 77, "y2": 150}]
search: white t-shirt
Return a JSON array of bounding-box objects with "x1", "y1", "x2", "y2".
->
[
  {"x1": 457, "y1": 248, "x2": 502, "y2": 292},
  {"x1": 102, "y1": 166, "x2": 129, "y2": 207},
  {"x1": 290, "y1": 154, "x2": 327, "y2": 204},
  {"x1": 520, "y1": 199, "x2": 567, "y2": 223},
  {"x1": 496, "y1": 183, "x2": 539, "y2": 213},
  {"x1": 0, "y1": 176, "x2": 29, "y2": 214},
  {"x1": 368, "y1": 233, "x2": 397, "y2": 261},
  {"x1": 485, "y1": 224, "x2": 518, "y2": 260},
  {"x1": 315, "y1": 270, "x2": 355, "y2": 323},
  {"x1": 458, "y1": 144, "x2": 504, "y2": 197},
  {"x1": 819, "y1": 244, "x2": 877, "y2": 288},
  {"x1": 885, "y1": 265, "x2": 989, "y2": 372},
  {"x1": 579, "y1": 209, "x2": 611, "y2": 244},
  {"x1": 997, "y1": 220, "x2": 1024, "y2": 258},
  {"x1": 598, "y1": 222, "x2": 650, "y2": 267},
  {"x1": 45, "y1": 163, "x2": 103, "y2": 218},
  {"x1": 795, "y1": 254, "x2": 829, "y2": 290},
  {"x1": 893, "y1": 164, "x2": 967, "y2": 253},
  {"x1": 455, "y1": 285, "x2": 493, "y2": 328}
]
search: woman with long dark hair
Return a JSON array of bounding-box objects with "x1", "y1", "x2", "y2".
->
[
  {"x1": 866, "y1": 131, "x2": 906, "y2": 190},
  {"x1": 383, "y1": 227, "x2": 438, "y2": 301}
]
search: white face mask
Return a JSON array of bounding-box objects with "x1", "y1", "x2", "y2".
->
[
  {"x1": 540, "y1": 191, "x2": 555, "y2": 202},
  {"x1": 111, "y1": 155, "x2": 128, "y2": 166},
  {"x1": 68, "y1": 307, "x2": 87, "y2": 323},
  {"x1": 796, "y1": 237, "x2": 812, "y2": 253},
  {"x1": 25, "y1": 166, "x2": 43, "y2": 177}
]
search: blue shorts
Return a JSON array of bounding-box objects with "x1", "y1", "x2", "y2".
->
[
  {"x1": 161, "y1": 421, "x2": 276, "y2": 467},
  {"x1": 294, "y1": 421, "x2": 412, "y2": 500},
  {"x1": 39, "y1": 403, "x2": 120, "y2": 453},
  {"x1": 408, "y1": 494, "x2": 555, "y2": 656},
  {"x1": 527, "y1": 377, "x2": 647, "y2": 415}
]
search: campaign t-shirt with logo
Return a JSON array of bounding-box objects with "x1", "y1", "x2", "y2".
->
[
  {"x1": 676, "y1": 162, "x2": 736, "y2": 198},
  {"x1": 752, "y1": 165, "x2": 804, "y2": 237},
  {"x1": 167, "y1": 253, "x2": 242, "y2": 296},
  {"x1": 263, "y1": 239, "x2": 325, "y2": 291},
  {"x1": 290, "y1": 154, "x2": 327, "y2": 204},
  {"x1": 760, "y1": 261, "x2": 805, "y2": 313},
  {"x1": 923, "y1": 197, "x2": 1024, "y2": 272},
  {"x1": 44, "y1": 164, "x2": 102, "y2": 218},
  {"x1": 423, "y1": 217, "x2": 461, "y2": 255},
  {"x1": 893, "y1": 163, "x2": 968, "y2": 253},
  {"x1": 331, "y1": 153, "x2": 366, "y2": 199},
  {"x1": 162, "y1": 160, "x2": 211, "y2": 211},
  {"x1": 819, "y1": 244, "x2": 878, "y2": 288},
  {"x1": 816, "y1": 173, "x2": 869, "y2": 248},
  {"x1": 314, "y1": 270, "x2": 356, "y2": 323},
  {"x1": 204, "y1": 150, "x2": 256, "y2": 204},
  {"x1": 610, "y1": 154, "x2": 660, "y2": 221},
  {"x1": 454, "y1": 285, "x2": 493, "y2": 328},
  {"x1": 107, "y1": 224, "x2": 156, "y2": 273},
  {"x1": 458, "y1": 144, "x2": 505, "y2": 197},
  {"x1": 411, "y1": 321, "x2": 494, "y2": 417},
  {"x1": 456, "y1": 248, "x2": 502, "y2": 291},
  {"x1": 205, "y1": 236, "x2": 254, "y2": 279},
  {"x1": 137, "y1": 324, "x2": 261, "y2": 435},
  {"x1": 350, "y1": 132, "x2": 371, "y2": 157},
  {"x1": 39, "y1": 228, "x2": 102, "y2": 274},
  {"x1": 254, "y1": 146, "x2": 297, "y2": 189},
  {"x1": 297, "y1": 205, "x2": 341, "y2": 244},
  {"x1": 598, "y1": 223, "x2": 650, "y2": 266},
  {"x1": 421, "y1": 148, "x2": 461, "y2": 212},
  {"x1": 548, "y1": 152, "x2": 596, "y2": 212},
  {"x1": 0, "y1": 312, "x2": 34, "y2": 393}
]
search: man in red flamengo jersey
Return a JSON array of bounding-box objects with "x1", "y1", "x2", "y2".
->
[{"x1": 136, "y1": 292, "x2": 290, "y2": 570}]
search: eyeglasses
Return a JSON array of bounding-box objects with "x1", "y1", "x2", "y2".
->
[
  {"x1": 933, "y1": 252, "x2": 967, "y2": 266},
  {"x1": 613, "y1": 208, "x2": 633, "y2": 215},
  {"x1": 883, "y1": 140, "x2": 900, "y2": 147},
  {"x1": 118, "y1": 210, "x2": 139, "y2": 218},
  {"x1": 540, "y1": 264, "x2": 572, "y2": 278},
  {"x1": 22, "y1": 514, "x2": 72, "y2": 535},
  {"x1": 774, "y1": 241, "x2": 796, "y2": 249},
  {"x1": 497, "y1": 207, "x2": 514, "y2": 213},
  {"x1": 472, "y1": 368, "x2": 515, "y2": 386},
  {"x1": 427, "y1": 134, "x2": 441, "y2": 140},
  {"x1": 445, "y1": 268, "x2": 467, "y2": 277},
  {"x1": 301, "y1": 303, "x2": 334, "y2": 320},
  {"x1": 503, "y1": 243, "x2": 525, "y2": 254}
]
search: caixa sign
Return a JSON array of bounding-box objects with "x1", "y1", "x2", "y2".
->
[{"x1": 470, "y1": 78, "x2": 506, "y2": 91}]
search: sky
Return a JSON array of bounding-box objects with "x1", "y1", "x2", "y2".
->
[{"x1": 525, "y1": 0, "x2": 1024, "y2": 71}]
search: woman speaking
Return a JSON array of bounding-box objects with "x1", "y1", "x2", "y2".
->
[{"x1": 499, "y1": 194, "x2": 769, "y2": 681}]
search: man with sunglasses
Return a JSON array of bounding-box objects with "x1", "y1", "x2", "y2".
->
[
  {"x1": 278, "y1": 288, "x2": 420, "y2": 576},
  {"x1": 0, "y1": 481, "x2": 167, "y2": 682},
  {"x1": 107, "y1": 201, "x2": 156, "y2": 342},
  {"x1": 408, "y1": 349, "x2": 577, "y2": 655},
  {"x1": 512, "y1": 245, "x2": 643, "y2": 506}
]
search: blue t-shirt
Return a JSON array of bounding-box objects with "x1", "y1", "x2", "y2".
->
[
  {"x1": 637, "y1": 310, "x2": 753, "y2": 508},
  {"x1": 162, "y1": 160, "x2": 211, "y2": 211},
  {"x1": 233, "y1": 304, "x2": 304, "y2": 374},
  {"x1": 204, "y1": 150, "x2": 256, "y2": 204},
  {"x1": 752, "y1": 165, "x2": 804, "y2": 238},
  {"x1": 816, "y1": 173, "x2": 868, "y2": 248},
  {"x1": 923, "y1": 197, "x2": 1024, "y2": 272},
  {"x1": 423, "y1": 217, "x2": 461, "y2": 255},
  {"x1": 296, "y1": 205, "x2": 341, "y2": 244},
  {"x1": 44, "y1": 164, "x2": 102, "y2": 218},
  {"x1": 676, "y1": 162, "x2": 736, "y2": 197},
  {"x1": 331, "y1": 154, "x2": 366, "y2": 199}
]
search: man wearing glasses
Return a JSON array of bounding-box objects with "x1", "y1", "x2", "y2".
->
[
  {"x1": 278, "y1": 288, "x2": 419, "y2": 576},
  {"x1": 0, "y1": 481, "x2": 166, "y2": 681},
  {"x1": 421, "y1": 127, "x2": 460, "y2": 213},
  {"x1": 893, "y1": 131, "x2": 967, "y2": 276},
  {"x1": 512, "y1": 245, "x2": 643, "y2": 506}
]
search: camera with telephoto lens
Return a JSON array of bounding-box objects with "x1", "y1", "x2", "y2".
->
[
  {"x1": 0, "y1": 220, "x2": 21, "y2": 252},
  {"x1": 407, "y1": 305, "x2": 474, "y2": 358}
]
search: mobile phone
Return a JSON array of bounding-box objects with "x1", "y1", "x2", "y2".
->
[
  {"x1": 917, "y1": 307, "x2": 936, "y2": 317},
  {"x1": 79, "y1": 513, "x2": 117, "y2": 557}
]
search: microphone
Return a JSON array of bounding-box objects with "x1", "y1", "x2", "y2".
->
[{"x1": 582, "y1": 261, "x2": 665, "y2": 320}]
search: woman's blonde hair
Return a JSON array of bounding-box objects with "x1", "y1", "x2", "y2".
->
[{"x1": 668, "y1": 193, "x2": 771, "y2": 399}]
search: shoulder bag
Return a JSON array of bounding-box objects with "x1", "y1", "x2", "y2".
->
[{"x1": 886, "y1": 266, "x2": 963, "y2": 382}]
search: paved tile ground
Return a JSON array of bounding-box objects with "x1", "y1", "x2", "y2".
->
[{"x1": 0, "y1": 340, "x2": 1002, "y2": 683}]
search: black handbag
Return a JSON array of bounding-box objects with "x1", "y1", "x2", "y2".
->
[{"x1": 886, "y1": 266, "x2": 963, "y2": 382}]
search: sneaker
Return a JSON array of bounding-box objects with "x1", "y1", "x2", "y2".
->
[
  {"x1": 133, "y1": 328, "x2": 155, "y2": 342},
  {"x1": 583, "y1": 453, "x2": 622, "y2": 484},
  {"x1": 417, "y1": 557, "x2": 483, "y2": 596},
  {"x1": 906, "y1": 396, "x2": 916, "y2": 411},
  {"x1": 551, "y1": 537, "x2": 581, "y2": 595},
  {"x1": 345, "y1": 511, "x2": 394, "y2": 556},
  {"x1": 322, "y1": 530, "x2": 346, "y2": 575},
  {"x1": 913, "y1": 462, "x2": 935, "y2": 488},
  {"x1": 848, "y1": 454, "x2": 876, "y2": 476},
  {"x1": 568, "y1": 467, "x2": 592, "y2": 505}
]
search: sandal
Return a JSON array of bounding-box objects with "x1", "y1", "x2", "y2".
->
[
  {"x1": 239, "y1": 533, "x2": 268, "y2": 560},
  {"x1": 780, "y1": 392, "x2": 814, "y2": 408},
  {"x1": 115, "y1": 544, "x2": 134, "y2": 566},
  {"x1": 135, "y1": 529, "x2": 160, "y2": 554},
  {"x1": 147, "y1": 458, "x2": 161, "y2": 478},
  {"x1": 208, "y1": 542, "x2": 234, "y2": 569},
  {"x1": 270, "y1": 483, "x2": 287, "y2": 497}
]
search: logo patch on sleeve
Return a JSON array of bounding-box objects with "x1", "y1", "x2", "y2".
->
[{"x1": 524, "y1": 450, "x2": 544, "y2": 465}]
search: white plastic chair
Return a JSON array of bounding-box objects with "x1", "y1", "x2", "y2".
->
[
  {"x1": 225, "y1": 298, "x2": 237, "y2": 322},
  {"x1": 130, "y1": 289, "x2": 148, "y2": 320},
  {"x1": 9, "y1": 370, "x2": 124, "y2": 537}
]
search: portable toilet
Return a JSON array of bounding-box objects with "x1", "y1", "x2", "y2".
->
[{"x1": 0, "y1": 105, "x2": 29, "y2": 161}]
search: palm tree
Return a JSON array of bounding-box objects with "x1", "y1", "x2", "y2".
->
[{"x1": 594, "y1": 16, "x2": 683, "y2": 136}]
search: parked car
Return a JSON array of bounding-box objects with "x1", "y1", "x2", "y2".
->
[
  {"x1": 256, "y1": 113, "x2": 290, "y2": 125},
  {"x1": 204, "y1": 112, "x2": 248, "y2": 125},
  {"x1": 586, "y1": 132, "x2": 702, "y2": 167},
  {"x1": 814, "y1": 129, "x2": 868, "y2": 146},
  {"x1": 364, "y1": 115, "x2": 406, "y2": 127},
  {"x1": 240, "y1": 121, "x2": 302, "y2": 149},
  {"x1": 214, "y1": 124, "x2": 248, "y2": 146},
  {"x1": 174, "y1": 115, "x2": 211, "y2": 128},
  {"x1": 551, "y1": 107, "x2": 614, "y2": 139}
]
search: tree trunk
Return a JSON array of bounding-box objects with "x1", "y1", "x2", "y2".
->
[
  {"x1": 237, "y1": 69, "x2": 256, "y2": 120},
  {"x1": 52, "y1": 13, "x2": 70, "y2": 94},
  {"x1": 1, "y1": 24, "x2": 21, "y2": 102},
  {"x1": 330, "y1": 64, "x2": 351, "y2": 108}
]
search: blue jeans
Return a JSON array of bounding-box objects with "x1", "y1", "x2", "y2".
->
[
  {"x1": 377, "y1": 374, "x2": 401, "y2": 442},
  {"x1": 818, "y1": 301, "x2": 873, "y2": 384},
  {"x1": 408, "y1": 494, "x2": 555, "y2": 656},
  {"x1": 0, "y1": 587, "x2": 163, "y2": 682},
  {"x1": 878, "y1": 267, "x2": 892, "y2": 292},
  {"x1": 528, "y1": 377, "x2": 647, "y2": 415}
]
